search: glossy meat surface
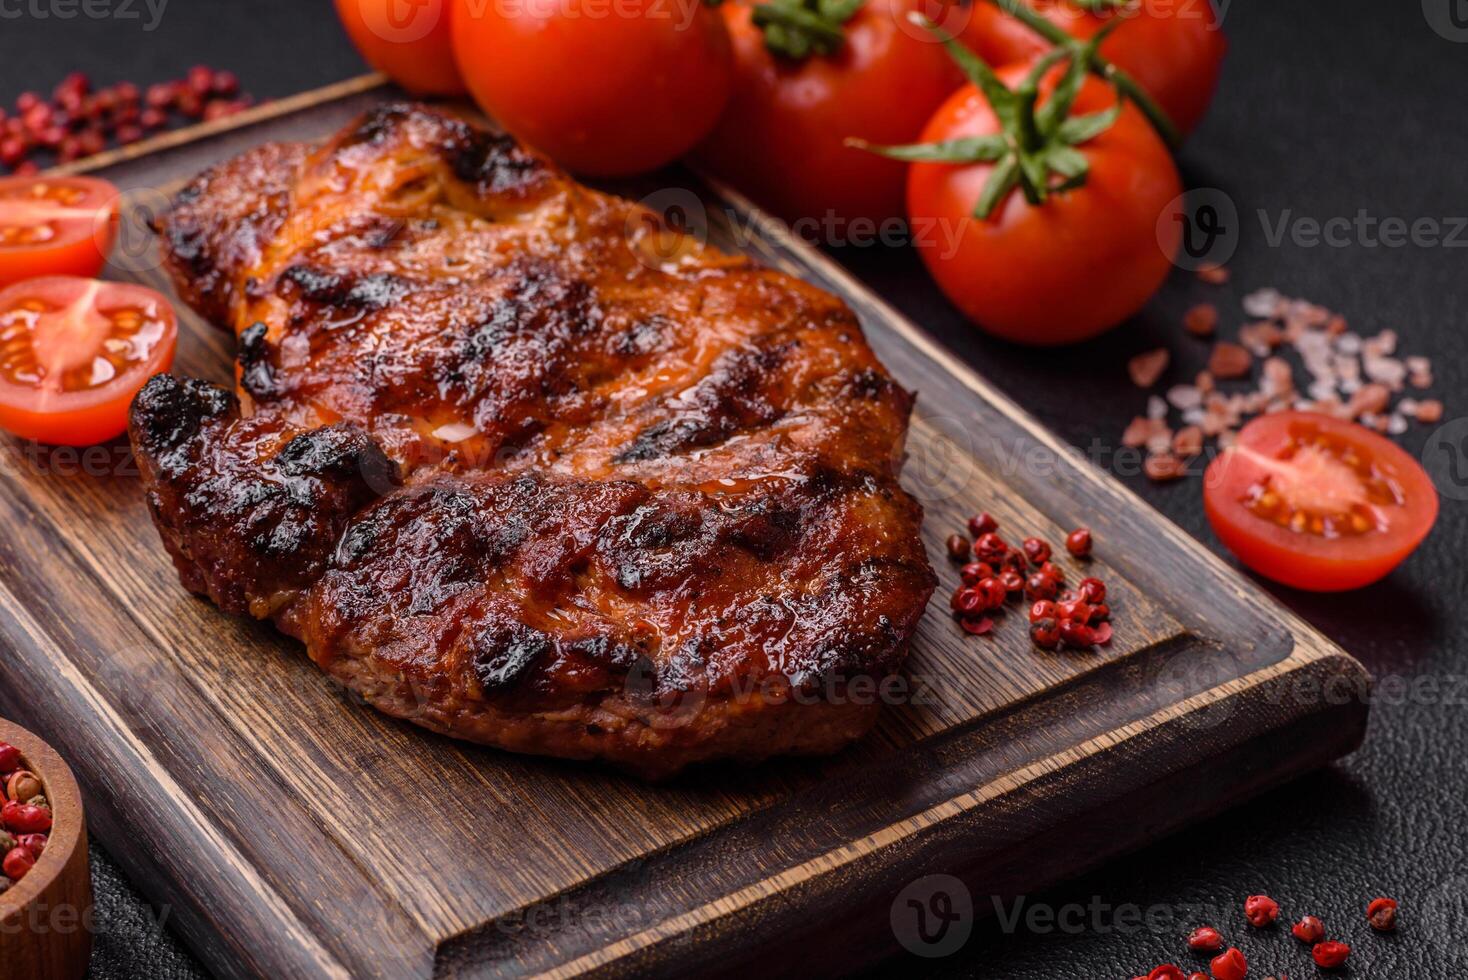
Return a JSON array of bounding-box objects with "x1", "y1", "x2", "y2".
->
[{"x1": 132, "y1": 104, "x2": 935, "y2": 776}]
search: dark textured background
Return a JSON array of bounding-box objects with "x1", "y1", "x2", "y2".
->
[{"x1": 3, "y1": 1, "x2": 1466, "y2": 976}]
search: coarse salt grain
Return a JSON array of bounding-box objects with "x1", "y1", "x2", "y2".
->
[
  {"x1": 1129, "y1": 348, "x2": 1170, "y2": 388},
  {"x1": 1122, "y1": 416, "x2": 1158, "y2": 447},
  {"x1": 1197, "y1": 263, "x2": 1230, "y2": 285},
  {"x1": 1243, "y1": 288, "x2": 1282, "y2": 318},
  {"x1": 1167, "y1": 384, "x2": 1202, "y2": 410},
  {"x1": 1363, "y1": 355, "x2": 1407, "y2": 388},
  {"x1": 1125, "y1": 286, "x2": 1444, "y2": 481},
  {"x1": 1184, "y1": 303, "x2": 1219, "y2": 337}
]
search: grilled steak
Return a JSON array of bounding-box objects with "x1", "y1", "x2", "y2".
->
[{"x1": 131, "y1": 104, "x2": 935, "y2": 778}]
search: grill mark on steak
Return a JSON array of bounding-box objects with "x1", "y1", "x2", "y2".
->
[
  {"x1": 278, "y1": 265, "x2": 412, "y2": 311},
  {"x1": 134, "y1": 104, "x2": 936, "y2": 777},
  {"x1": 237, "y1": 322, "x2": 278, "y2": 402},
  {"x1": 614, "y1": 342, "x2": 792, "y2": 462}
]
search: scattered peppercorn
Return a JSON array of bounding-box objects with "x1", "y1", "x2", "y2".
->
[
  {"x1": 1065, "y1": 526, "x2": 1093, "y2": 557},
  {"x1": 975, "y1": 577, "x2": 1007, "y2": 610},
  {"x1": 1029, "y1": 599, "x2": 1058, "y2": 623},
  {"x1": 1145, "y1": 965, "x2": 1184, "y2": 980},
  {"x1": 1057, "y1": 598, "x2": 1094, "y2": 625},
  {"x1": 960, "y1": 616, "x2": 993, "y2": 636},
  {"x1": 2, "y1": 68, "x2": 258, "y2": 174},
  {"x1": 1024, "y1": 572, "x2": 1058, "y2": 601},
  {"x1": 1366, "y1": 896, "x2": 1397, "y2": 932},
  {"x1": 1244, "y1": 893, "x2": 1280, "y2": 927},
  {"x1": 1029, "y1": 618, "x2": 1060, "y2": 650},
  {"x1": 1077, "y1": 577, "x2": 1107, "y2": 603},
  {"x1": 1186, "y1": 925, "x2": 1223, "y2": 953},
  {"x1": 1209, "y1": 947, "x2": 1247, "y2": 980},
  {"x1": 951, "y1": 514, "x2": 1116, "y2": 650},
  {"x1": 1312, "y1": 940, "x2": 1350, "y2": 969},
  {"x1": 945, "y1": 533, "x2": 970, "y2": 562},
  {"x1": 951, "y1": 587, "x2": 986, "y2": 617},
  {"x1": 1058, "y1": 619, "x2": 1098, "y2": 647},
  {"x1": 959, "y1": 562, "x2": 991, "y2": 586},
  {"x1": 1021, "y1": 536, "x2": 1052, "y2": 565},
  {"x1": 968, "y1": 512, "x2": 998, "y2": 537},
  {"x1": 1291, "y1": 914, "x2": 1325, "y2": 943},
  {"x1": 973, "y1": 532, "x2": 1009, "y2": 565}
]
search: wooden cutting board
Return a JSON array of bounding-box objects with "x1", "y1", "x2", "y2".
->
[{"x1": 0, "y1": 77, "x2": 1369, "y2": 979}]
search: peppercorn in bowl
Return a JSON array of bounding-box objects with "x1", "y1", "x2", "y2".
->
[{"x1": 0, "y1": 719, "x2": 91, "y2": 979}]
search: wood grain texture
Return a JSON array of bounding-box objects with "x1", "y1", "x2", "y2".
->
[
  {"x1": 0, "y1": 719, "x2": 93, "y2": 980},
  {"x1": 0, "y1": 80, "x2": 1371, "y2": 978}
]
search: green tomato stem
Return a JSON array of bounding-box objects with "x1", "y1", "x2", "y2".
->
[{"x1": 984, "y1": 0, "x2": 1182, "y2": 147}]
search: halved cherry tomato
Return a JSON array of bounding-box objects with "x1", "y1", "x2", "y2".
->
[
  {"x1": 451, "y1": 0, "x2": 732, "y2": 177},
  {"x1": 0, "y1": 276, "x2": 177, "y2": 446},
  {"x1": 334, "y1": 0, "x2": 466, "y2": 96},
  {"x1": 1204, "y1": 412, "x2": 1438, "y2": 591},
  {"x1": 961, "y1": 0, "x2": 1227, "y2": 136},
  {"x1": 0, "y1": 176, "x2": 120, "y2": 287},
  {"x1": 695, "y1": 0, "x2": 967, "y2": 225}
]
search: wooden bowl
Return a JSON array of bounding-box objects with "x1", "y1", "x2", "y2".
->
[{"x1": 0, "y1": 719, "x2": 92, "y2": 980}]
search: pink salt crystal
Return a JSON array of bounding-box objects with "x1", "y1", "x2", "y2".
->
[
  {"x1": 1128, "y1": 348, "x2": 1170, "y2": 388},
  {"x1": 1122, "y1": 416, "x2": 1158, "y2": 448}
]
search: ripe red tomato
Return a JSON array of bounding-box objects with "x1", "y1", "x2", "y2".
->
[
  {"x1": 904, "y1": 63, "x2": 1181, "y2": 344},
  {"x1": 450, "y1": 0, "x2": 733, "y2": 177},
  {"x1": 961, "y1": 0, "x2": 1226, "y2": 136},
  {"x1": 695, "y1": 0, "x2": 967, "y2": 225},
  {"x1": 0, "y1": 176, "x2": 119, "y2": 287},
  {"x1": 0, "y1": 276, "x2": 178, "y2": 446},
  {"x1": 334, "y1": 0, "x2": 466, "y2": 95},
  {"x1": 1203, "y1": 412, "x2": 1438, "y2": 591}
]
